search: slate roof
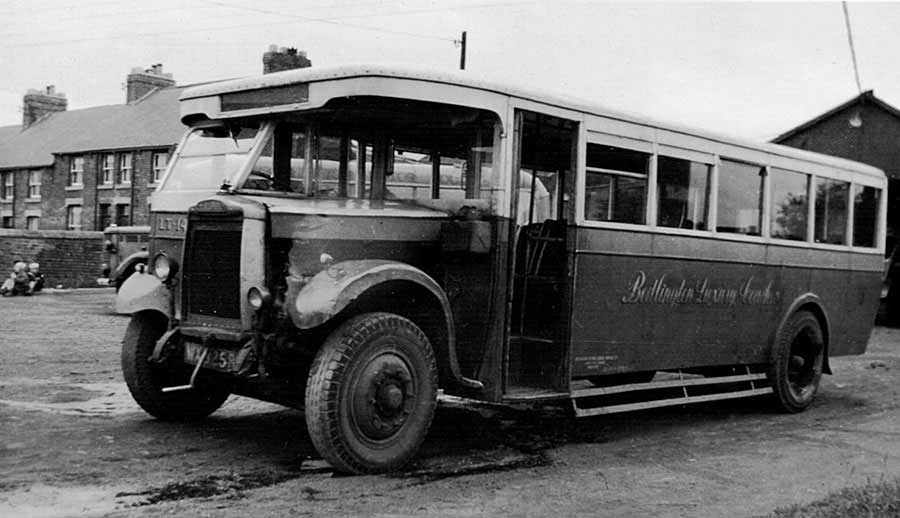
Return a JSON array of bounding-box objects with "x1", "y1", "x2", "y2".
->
[
  {"x1": 0, "y1": 86, "x2": 187, "y2": 170},
  {"x1": 0, "y1": 124, "x2": 22, "y2": 144}
]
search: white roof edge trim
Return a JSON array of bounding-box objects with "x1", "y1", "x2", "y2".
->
[{"x1": 180, "y1": 64, "x2": 885, "y2": 181}]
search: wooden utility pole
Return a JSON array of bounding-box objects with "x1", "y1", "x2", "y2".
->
[{"x1": 459, "y1": 31, "x2": 467, "y2": 70}]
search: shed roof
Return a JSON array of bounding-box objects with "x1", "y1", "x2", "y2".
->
[
  {"x1": 0, "y1": 86, "x2": 186, "y2": 170},
  {"x1": 772, "y1": 90, "x2": 900, "y2": 143}
]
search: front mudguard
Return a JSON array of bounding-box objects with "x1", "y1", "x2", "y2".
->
[
  {"x1": 289, "y1": 259, "x2": 445, "y2": 329},
  {"x1": 287, "y1": 259, "x2": 483, "y2": 392},
  {"x1": 115, "y1": 271, "x2": 171, "y2": 317},
  {"x1": 110, "y1": 251, "x2": 149, "y2": 286}
]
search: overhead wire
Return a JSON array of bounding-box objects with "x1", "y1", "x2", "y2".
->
[
  {"x1": 841, "y1": 1, "x2": 863, "y2": 94},
  {"x1": 2, "y1": 0, "x2": 531, "y2": 48}
]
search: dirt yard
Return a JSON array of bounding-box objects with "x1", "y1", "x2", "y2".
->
[{"x1": 1, "y1": 290, "x2": 899, "y2": 518}]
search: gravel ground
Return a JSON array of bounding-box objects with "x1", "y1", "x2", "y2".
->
[{"x1": 1, "y1": 289, "x2": 899, "y2": 518}]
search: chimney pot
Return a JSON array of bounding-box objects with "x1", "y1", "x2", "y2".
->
[
  {"x1": 263, "y1": 45, "x2": 312, "y2": 74},
  {"x1": 22, "y1": 86, "x2": 67, "y2": 128},
  {"x1": 126, "y1": 63, "x2": 176, "y2": 103}
]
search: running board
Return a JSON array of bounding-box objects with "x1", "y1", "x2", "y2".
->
[{"x1": 572, "y1": 371, "x2": 772, "y2": 417}]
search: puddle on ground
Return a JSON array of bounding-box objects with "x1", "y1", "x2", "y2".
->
[
  {"x1": 0, "y1": 378, "x2": 285, "y2": 417},
  {"x1": 0, "y1": 381, "x2": 134, "y2": 416},
  {"x1": 0, "y1": 483, "x2": 142, "y2": 517}
]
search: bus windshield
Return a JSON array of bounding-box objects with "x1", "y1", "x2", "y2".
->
[
  {"x1": 231, "y1": 97, "x2": 502, "y2": 214},
  {"x1": 160, "y1": 124, "x2": 262, "y2": 191}
]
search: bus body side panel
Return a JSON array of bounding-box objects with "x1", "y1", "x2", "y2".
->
[
  {"x1": 812, "y1": 255, "x2": 882, "y2": 357},
  {"x1": 568, "y1": 227, "x2": 881, "y2": 377}
]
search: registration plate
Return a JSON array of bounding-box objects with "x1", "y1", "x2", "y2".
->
[{"x1": 184, "y1": 342, "x2": 237, "y2": 372}]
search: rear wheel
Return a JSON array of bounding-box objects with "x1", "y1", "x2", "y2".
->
[
  {"x1": 305, "y1": 312, "x2": 438, "y2": 474},
  {"x1": 767, "y1": 311, "x2": 825, "y2": 413},
  {"x1": 122, "y1": 311, "x2": 230, "y2": 420}
]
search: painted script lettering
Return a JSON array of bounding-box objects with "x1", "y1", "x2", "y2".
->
[{"x1": 621, "y1": 271, "x2": 780, "y2": 307}]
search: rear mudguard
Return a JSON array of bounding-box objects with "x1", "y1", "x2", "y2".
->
[
  {"x1": 115, "y1": 271, "x2": 171, "y2": 317},
  {"x1": 288, "y1": 259, "x2": 482, "y2": 391},
  {"x1": 771, "y1": 293, "x2": 832, "y2": 374},
  {"x1": 111, "y1": 251, "x2": 148, "y2": 285}
]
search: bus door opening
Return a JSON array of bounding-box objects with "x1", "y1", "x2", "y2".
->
[{"x1": 508, "y1": 111, "x2": 577, "y2": 392}]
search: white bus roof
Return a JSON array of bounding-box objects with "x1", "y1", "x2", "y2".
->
[{"x1": 180, "y1": 64, "x2": 885, "y2": 180}]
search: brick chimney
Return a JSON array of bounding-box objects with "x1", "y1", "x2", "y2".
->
[
  {"x1": 22, "y1": 85, "x2": 67, "y2": 128},
  {"x1": 263, "y1": 45, "x2": 312, "y2": 74},
  {"x1": 126, "y1": 64, "x2": 175, "y2": 103}
]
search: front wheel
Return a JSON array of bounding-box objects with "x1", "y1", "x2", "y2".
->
[
  {"x1": 122, "y1": 311, "x2": 230, "y2": 420},
  {"x1": 767, "y1": 311, "x2": 825, "y2": 413},
  {"x1": 305, "y1": 312, "x2": 438, "y2": 474}
]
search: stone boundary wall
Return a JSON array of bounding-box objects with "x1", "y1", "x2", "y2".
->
[{"x1": 0, "y1": 229, "x2": 104, "y2": 289}]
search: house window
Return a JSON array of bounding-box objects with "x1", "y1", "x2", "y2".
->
[
  {"x1": 115, "y1": 204, "x2": 130, "y2": 226},
  {"x1": 1, "y1": 216, "x2": 13, "y2": 228},
  {"x1": 101, "y1": 154, "x2": 114, "y2": 185},
  {"x1": 69, "y1": 157, "x2": 84, "y2": 186},
  {"x1": 152, "y1": 152, "x2": 168, "y2": 183},
  {"x1": 66, "y1": 205, "x2": 83, "y2": 230},
  {"x1": 27, "y1": 171, "x2": 41, "y2": 199},
  {"x1": 2, "y1": 172, "x2": 13, "y2": 200},
  {"x1": 98, "y1": 203, "x2": 112, "y2": 230},
  {"x1": 117, "y1": 154, "x2": 132, "y2": 184},
  {"x1": 26, "y1": 216, "x2": 39, "y2": 230}
]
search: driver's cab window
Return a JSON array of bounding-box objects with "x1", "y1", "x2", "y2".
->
[
  {"x1": 385, "y1": 126, "x2": 496, "y2": 204},
  {"x1": 246, "y1": 125, "x2": 372, "y2": 198}
]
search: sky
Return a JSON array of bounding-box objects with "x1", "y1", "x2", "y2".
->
[{"x1": 2, "y1": 0, "x2": 900, "y2": 141}]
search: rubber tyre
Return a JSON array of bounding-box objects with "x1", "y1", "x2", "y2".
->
[
  {"x1": 767, "y1": 311, "x2": 825, "y2": 413},
  {"x1": 122, "y1": 311, "x2": 230, "y2": 420},
  {"x1": 305, "y1": 312, "x2": 438, "y2": 474}
]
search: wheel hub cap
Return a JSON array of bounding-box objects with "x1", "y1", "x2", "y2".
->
[{"x1": 352, "y1": 353, "x2": 415, "y2": 441}]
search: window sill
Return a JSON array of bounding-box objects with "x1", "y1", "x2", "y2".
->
[
  {"x1": 26, "y1": 198, "x2": 41, "y2": 203},
  {"x1": 65, "y1": 185, "x2": 83, "y2": 191},
  {"x1": 98, "y1": 184, "x2": 114, "y2": 190}
]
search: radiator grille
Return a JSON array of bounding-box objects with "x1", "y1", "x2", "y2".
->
[{"x1": 184, "y1": 221, "x2": 242, "y2": 319}]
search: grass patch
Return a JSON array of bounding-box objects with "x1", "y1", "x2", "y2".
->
[{"x1": 764, "y1": 476, "x2": 900, "y2": 518}]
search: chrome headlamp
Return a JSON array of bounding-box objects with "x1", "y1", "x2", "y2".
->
[
  {"x1": 152, "y1": 253, "x2": 178, "y2": 282},
  {"x1": 247, "y1": 286, "x2": 272, "y2": 311}
]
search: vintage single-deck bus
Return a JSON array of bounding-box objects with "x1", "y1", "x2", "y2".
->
[{"x1": 117, "y1": 65, "x2": 886, "y2": 474}]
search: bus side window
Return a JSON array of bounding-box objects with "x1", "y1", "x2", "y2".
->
[
  {"x1": 853, "y1": 185, "x2": 881, "y2": 247},
  {"x1": 584, "y1": 144, "x2": 649, "y2": 224},
  {"x1": 770, "y1": 168, "x2": 810, "y2": 241},
  {"x1": 815, "y1": 178, "x2": 850, "y2": 244},
  {"x1": 717, "y1": 159, "x2": 764, "y2": 236},
  {"x1": 657, "y1": 156, "x2": 711, "y2": 230}
]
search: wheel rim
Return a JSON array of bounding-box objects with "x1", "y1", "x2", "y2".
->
[
  {"x1": 787, "y1": 326, "x2": 822, "y2": 401},
  {"x1": 350, "y1": 349, "x2": 417, "y2": 442}
]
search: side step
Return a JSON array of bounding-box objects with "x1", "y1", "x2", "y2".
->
[{"x1": 572, "y1": 370, "x2": 772, "y2": 417}]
